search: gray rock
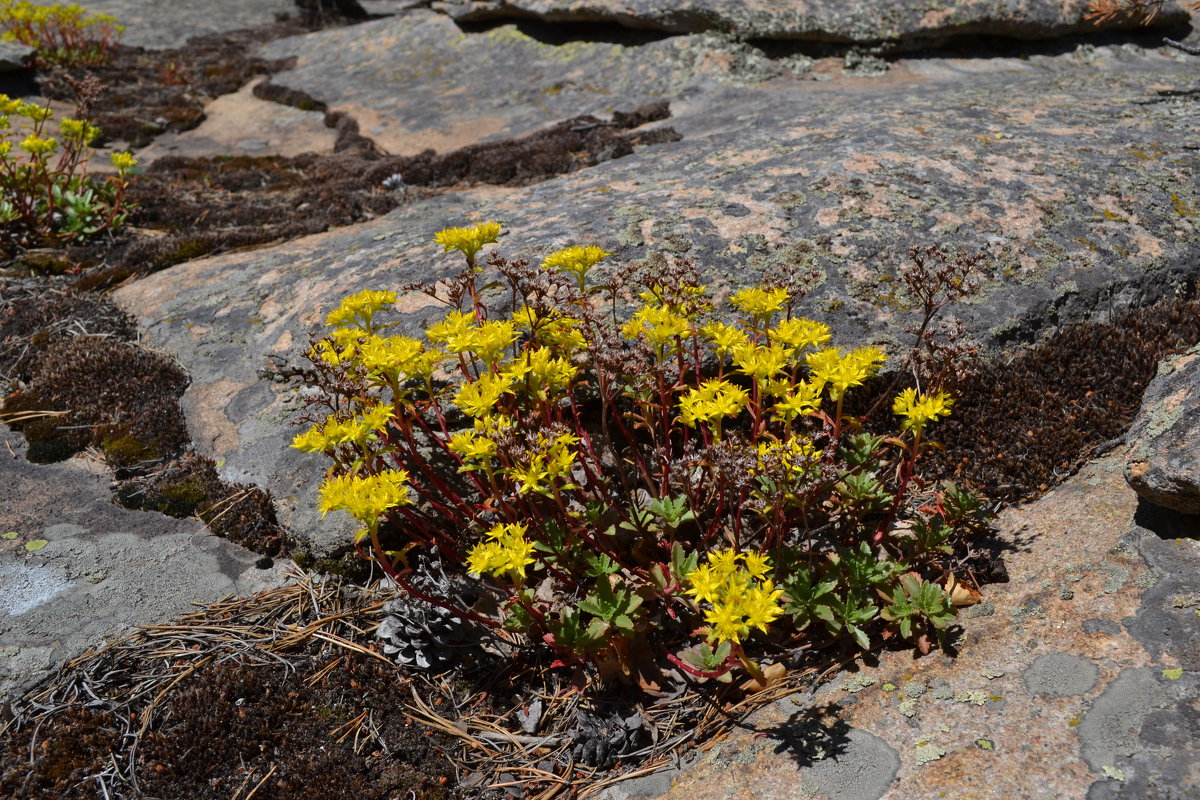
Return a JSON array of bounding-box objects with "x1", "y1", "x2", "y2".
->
[
  {"x1": 432, "y1": 0, "x2": 1189, "y2": 43},
  {"x1": 0, "y1": 39, "x2": 34, "y2": 72},
  {"x1": 0, "y1": 427, "x2": 291, "y2": 699},
  {"x1": 85, "y1": 0, "x2": 294, "y2": 49},
  {"x1": 1125, "y1": 346, "x2": 1200, "y2": 515}
]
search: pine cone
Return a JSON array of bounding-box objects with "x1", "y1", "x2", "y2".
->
[
  {"x1": 376, "y1": 556, "x2": 481, "y2": 670},
  {"x1": 570, "y1": 710, "x2": 649, "y2": 769}
]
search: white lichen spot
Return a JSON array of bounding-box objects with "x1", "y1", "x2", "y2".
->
[{"x1": 914, "y1": 743, "x2": 946, "y2": 765}]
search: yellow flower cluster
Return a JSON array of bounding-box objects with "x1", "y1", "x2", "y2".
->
[
  {"x1": 428, "y1": 311, "x2": 518, "y2": 366},
  {"x1": 621, "y1": 303, "x2": 691, "y2": 348},
  {"x1": 678, "y1": 379, "x2": 749, "y2": 429},
  {"x1": 504, "y1": 431, "x2": 580, "y2": 496},
  {"x1": 699, "y1": 321, "x2": 749, "y2": 355},
  {"x1": 806, "y1": 346, "x2": 887, "y2": 401},
  {"x1": 685, "y1": 548, "x2": 785, "y2": 644},
  {"x1": 58, "y1": 116, "x2": 98, "y2": 144},
  {"x1": 542, "y1": 245, "x2": 609, "y2": 288},
  {"x1": 109, "y1": 150, "x2": 136, "y2": 173},
  {"x1": 513, "y1": 306, "x2": 587, "y2": 355},
  {"x1": 892, "y1": 387, "x2": 954, "y2": 433},
  {"x1": 317, "y1": 469, "x2": 412, "y2": 526},
  {"x1": 755, "y1": 435, "x2": 818, "y2": 478},
  {"x1": 466, "y1": 522, "x2": 537, "y2": 582},
  {"x1": 433, "y1": 220, "x2": 501, "y2": 264},
  {"x1": 18, "y1": 133, "x2": 55, "y2": 156},
  {"x1": 324, "y1": 288, "x2": 397, "y2": 331},
  {"x1": 291, "y1": 403, "x2": 392, "y2": 453},
  {"x1": 730, "y1": 287, "x2": 789, "y2": 318}
]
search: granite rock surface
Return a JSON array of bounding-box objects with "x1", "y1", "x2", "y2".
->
[
  {"x1": 116, "y1": 29, "x2": 1200, "y2": 560},
  {"x1": 434, "y1": 0, "x2": 1190, "y2": 42},
  {"x1": 1125, "y1": 345, "x2": 1200, "y2": 515},
  {"x1": 0, "y1": 40, "x2": 33, "y2": 73},
  {"x1": 0, "y1": 429, "x2": 292, "y2": 702}
]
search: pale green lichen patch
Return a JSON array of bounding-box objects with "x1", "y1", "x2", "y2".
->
[
  {"x1": 1162, "y1": 667, "x2": 1183, "y2": 680},
  {"x1": 976, "y1": 738, "x2": 995, "y2": 751},
  {"x1": 932, "y1": 686, "x2": 955, "y2": 700},
  {"x1": 841, "y1": 675, "x2": 877, "y2": 694},
  {"x1": 2, "y1": 531, "x2": 17, "y2": 540},
  {"x1": 955, "y1": 690, "x2": 990, "y2": 706},
  {"x1": 981, "y1": 669, "x2": 1005, "y2": 680},
  {"x1": 898, "y1": 698, "x2": 918, "y2": 718},
  {"x1": 882, "y1": 682, "x2": 897, "y2": 692},
  {"x1": 1102, "y1": 766, "x2": 1126, "y2": 781},
  {"x1": 902, "y1": 681, "x2": 927, "y2": 697},
  {"x1": 913, "y1": 743, "x2": 946, "y2": 765},
  {"x1": 24, "y1": 539, "x2": 48, "y2": 552}
]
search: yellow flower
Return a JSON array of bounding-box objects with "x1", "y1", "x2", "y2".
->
[
  {"x1": 732, "y1": 343, "x2": 789, "y2": 382},
  {"x1": 542, "y1": 245, "x2": 609, "y2": 288},
  {"x1": 730, "y1": 286, "x2": 788, "y2": 318},
  {"x1": 426, "y1": 310, "x2": 477, "y2": 352},
  {"x1": 433, "y1": 220, "x2": 502, "y2": 264},
  {"x1": 60, "y1": 117, "x2": 100, "y2": 144},
  {"x1": 807, "y1": 345, "x2": 885, "y2": 401},
  {"x1": 466, "y1": 522, "x2": 537, "y2": 581},
  {"x1": 699, "y1": 321, "x2": 749, "y2": 356},
  {"x1": 773, "y1": 379, "x2": 823, "y2": 421},
  {"x1": 447, "y1": 429, "x2": 498, "y2": 469},
  {"x1": 109, "y1": 151, "x2": 136, "y2": 172},
  {"x1": 317, "y1": 469, "x2": 412, "y2": 524},
  {"x1": 893, "y1": 387, "x2": 954, "y2": 433},
  {"x1": 19, "y1": 134, "x2": 56, "y2": 156},
  {"x1": 453, "y1": 372, "x2": 515, "y2": 418},
  {"x1": 686, "y1": 548, "x2": 784, "y2": 644},
  {"x1": 324, "y1": 289, "x2": 397, "y2": 331},
  {"x1": 621, "y1": 303, "x2": 691, "y2": 348},
  {"x1": 770, "y1": 317, "x2": 831, "y2": 351},
  {"x1": 678, "y1": 379, "x2": 748, "y2": 429}
]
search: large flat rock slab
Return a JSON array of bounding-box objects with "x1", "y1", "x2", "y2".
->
[
  {"x1": 434, "y1": 0, "x2": 1190, "y2": 42},
  {"x1": 631, "y1": 451, "x2": 1199, "y2": 800},
  {"x1": 258, "y1": 11, "x2": 703, "y2": 155},
  {"x1": 113, "y1": 48, "x2": 1200, "y2": 560},
  {"x1": 0, "y1": 428, "x2": 292, "y2": 700},
  {"x1": 87, "y1": 0, "x2": 294, "y2": 49}
]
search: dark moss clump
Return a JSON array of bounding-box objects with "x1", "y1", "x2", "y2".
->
[
  {"x1": 116, "y1": 452, "x2": 290, "y2": 556},
  {"x1": 0, "y1": 274, "x2": 138, "y2": 381},
  {"x1": 926, "y1": 297, "x2": 1200, "y2": 502},
  {"x1": 0, "y1": 707, "x2": 120, "y2": 799},
  {"x1": 136, "y1": 654, "x2": 455, "y2": 800},
  {"x1": 35, "y1": 23, "x2": 310, "y2": 148},
  {"x1": 2, "y1": 335, "x2": 189, "y2": 464}
]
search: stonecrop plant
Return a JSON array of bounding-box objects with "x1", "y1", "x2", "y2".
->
[
  {"x1": 0, "y1": 93, "x2": 136, "y2": 250},
  {"x1": 294, "y1": 222, "x2": 989, "y2": 687},
  {"x1": 0, "y1": 0, "x2": 123, "y2": 66}
]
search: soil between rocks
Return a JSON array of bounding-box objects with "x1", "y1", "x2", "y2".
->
[{"x1": 2, "y1": 9, "x2": 1200, "y2": 800}]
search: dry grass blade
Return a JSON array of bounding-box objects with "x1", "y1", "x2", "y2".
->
[{"x1": 0, "y1": 409, "x2": 69, "y2": 423}]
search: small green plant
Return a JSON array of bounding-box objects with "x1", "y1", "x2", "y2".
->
[
  {"x1": 292, "y1": 222, "x2": 987, "y2": 688},
  {"x1": 0, "y1": 1, "x2": 123, "y2": 66},
  {"x1": 0, "y1": 94, "x2": 136, "y2": 250}
]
